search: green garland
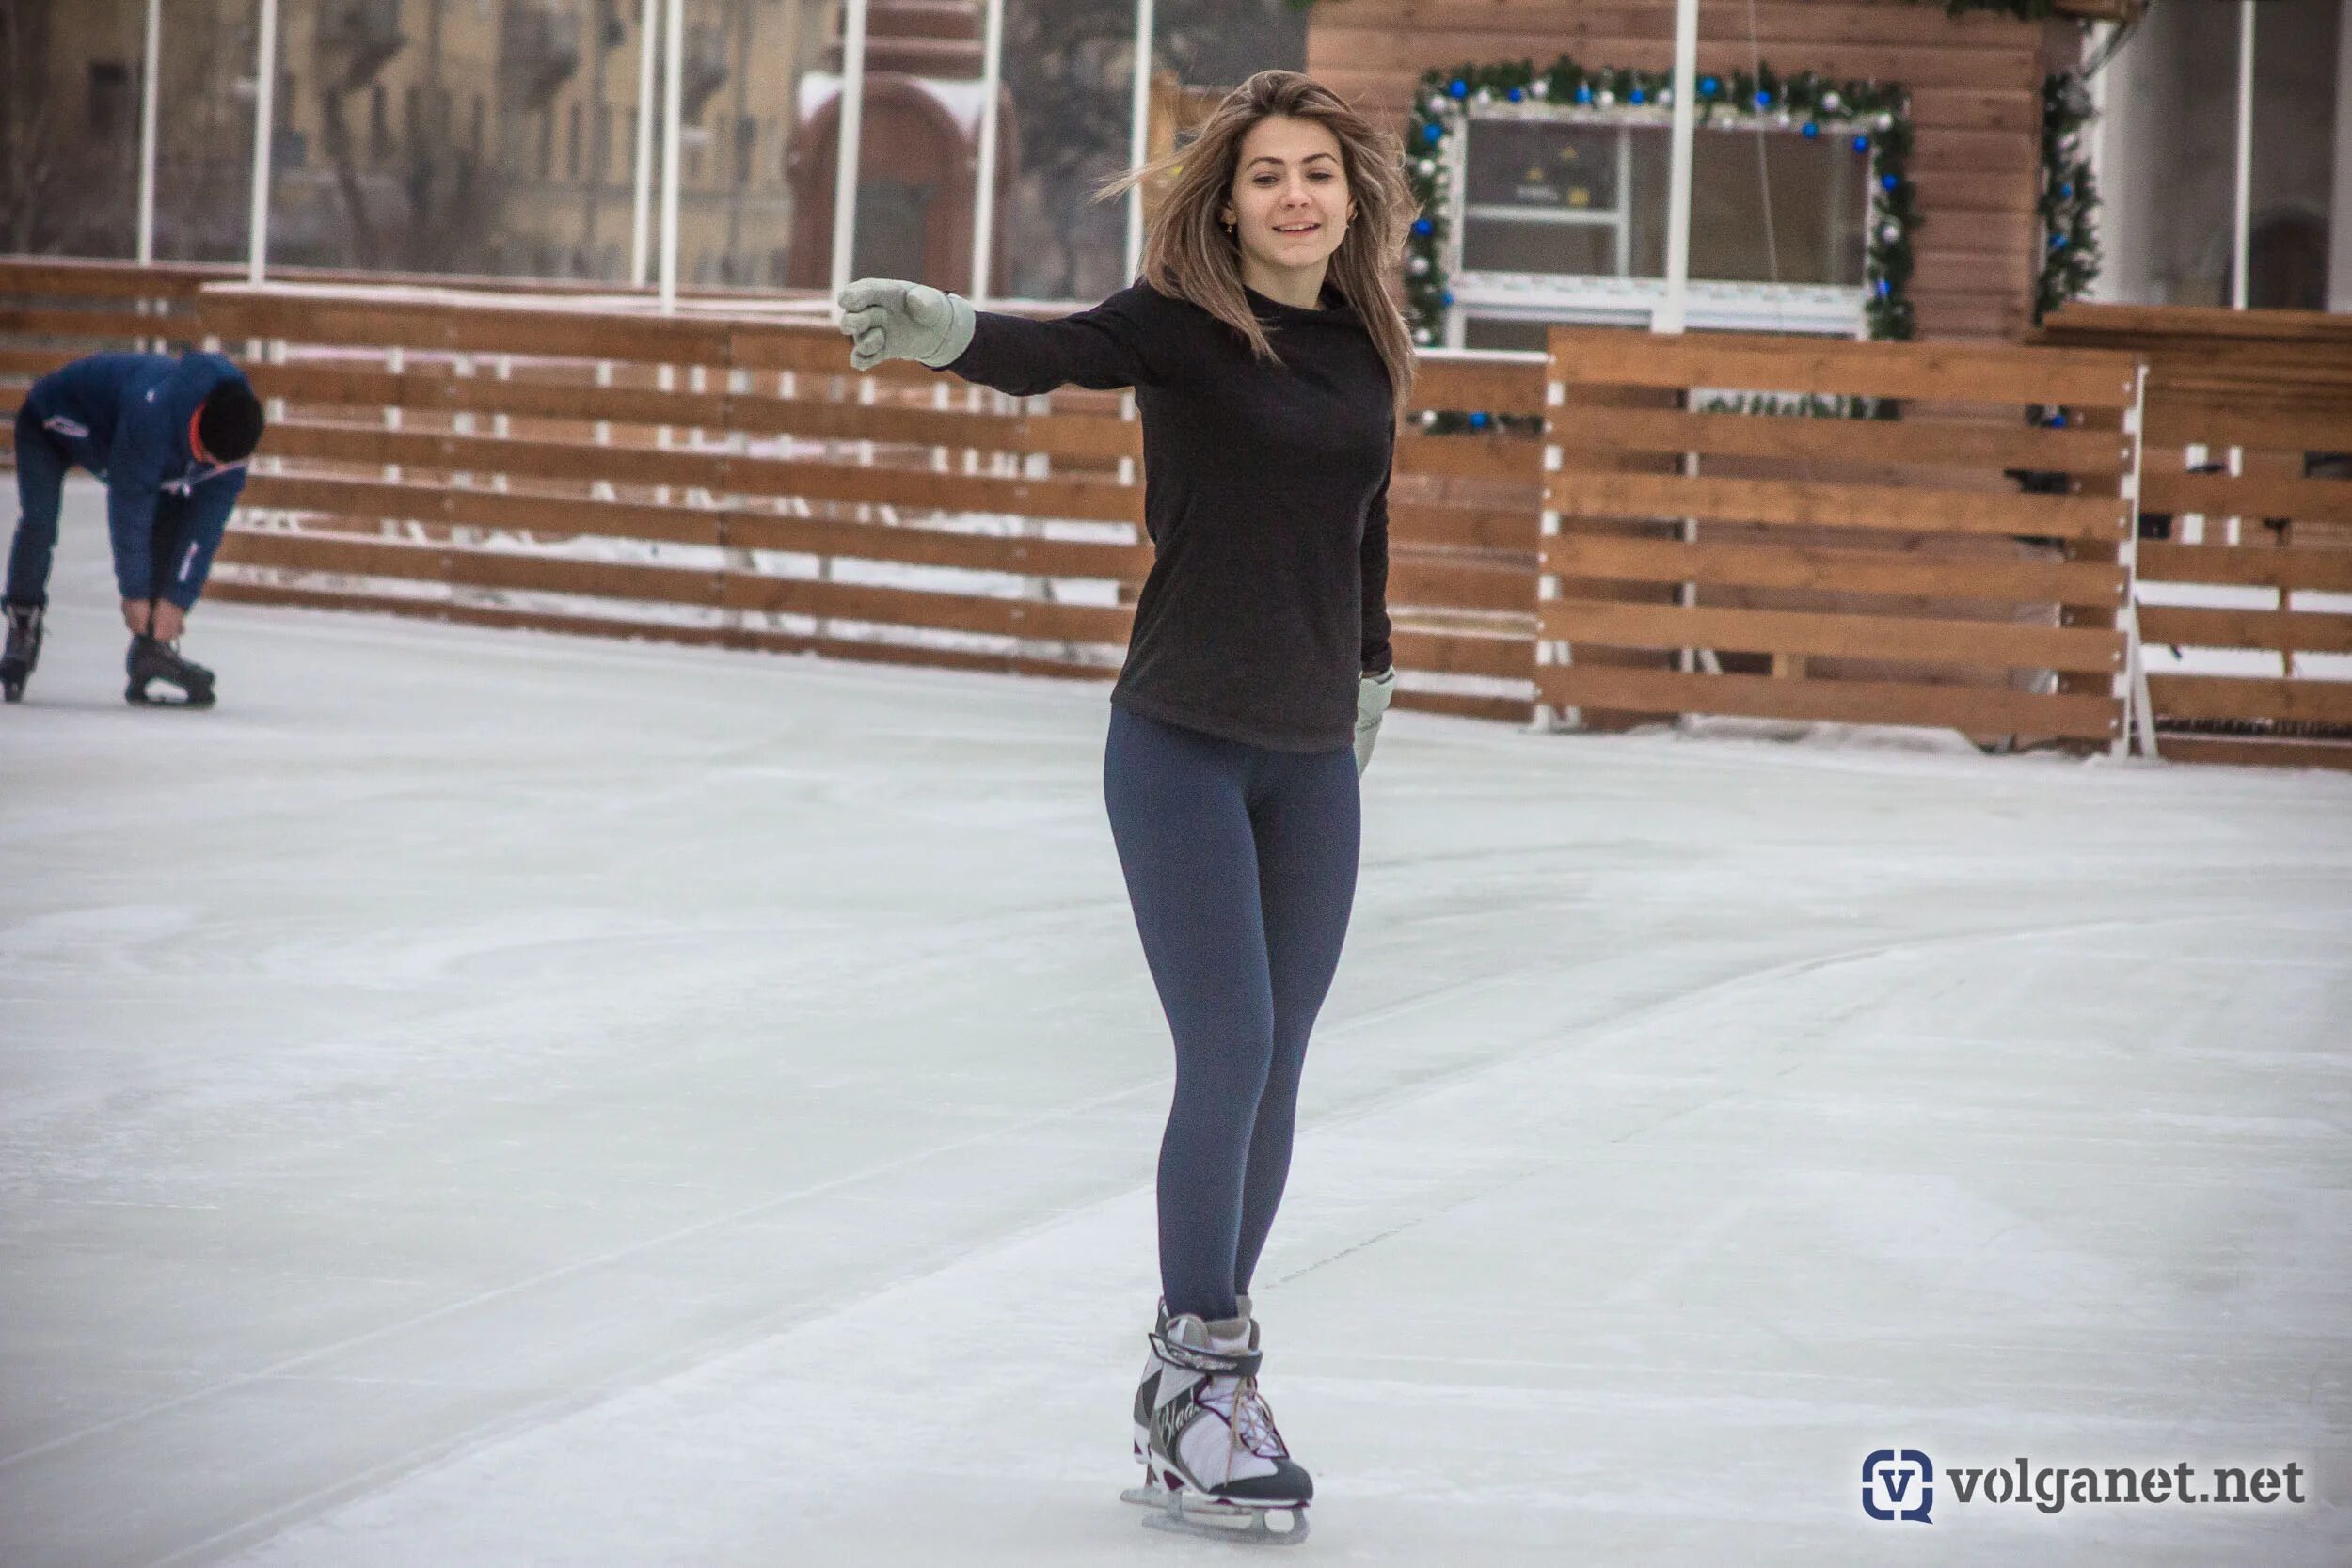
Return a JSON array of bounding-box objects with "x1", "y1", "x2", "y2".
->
[
  {"x1": 1404, "y1": 57, "x2": 1918, "y2": 343},
  {"x1": 2036, "y1": 70, "x2": 2100, "y2": 322},
  {"x1": 1404, "y1": 56, "x2": 1916, "y2": 434}
]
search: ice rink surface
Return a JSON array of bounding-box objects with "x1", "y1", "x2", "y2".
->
[{"x1": 5, "y1": 481, "x2": 2349, "y2": 1566}]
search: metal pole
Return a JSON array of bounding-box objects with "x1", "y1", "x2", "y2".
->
[
  {"x1": 830, "y1": 0, "x2": 871, "y2": 298},
  {"x1": 631, "y1": 0, "x2": 659, "y2": 286},
  {"x1": 971, "y1": 0, "x2": 1006, "y2": 302},
  {"x1": 1654, "y1": 0, "x2": 1698, "y2": 334},
  {"x1": 246, "y1": 0, "x2": 280, "y2": 284},
  {"x1": 2122, "y1": 365, "x2": 2158, "y2": 760},
  {"x1": 135, "y1": 0, "x2": 160, "y2": 263},
  {"x1": 2334, "y1": 0, "x2": 2352, "y2": 309},
  {"x1": 1125, "y1": 0, "x2": 1156, "y2": 282},
  {"x1": 659, "y1": 0, "x2": 684, "y2": 311},
  {"x1": 2231, "y1": 0, "x2": 2253, "y2": 309}
]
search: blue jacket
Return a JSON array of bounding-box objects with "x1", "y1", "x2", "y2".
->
[{"x1": 24, "y1": 351, "x2": 254, "y2": 608}]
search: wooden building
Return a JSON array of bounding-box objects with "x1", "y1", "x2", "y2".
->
[{"x1": 1307, "y1": 0, "x2": 2136, "y2": 343}]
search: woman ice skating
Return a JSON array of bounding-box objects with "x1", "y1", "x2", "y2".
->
[{"x1": 837, "y1": 68, "x2": 1413, "y2": 1544}]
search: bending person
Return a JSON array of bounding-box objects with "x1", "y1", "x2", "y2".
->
[{"x1": 4, "y1": 350, "x2": 265, "y2": 705}]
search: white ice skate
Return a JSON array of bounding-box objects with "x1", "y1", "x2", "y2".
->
[{"x1": 1120, "y1": 1295, "x2": 1311, "y2": 1544}]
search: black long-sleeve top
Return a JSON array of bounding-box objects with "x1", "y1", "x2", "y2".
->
[{"x1": 938, "y1": 279, "x2": 1393, "y2": 752}]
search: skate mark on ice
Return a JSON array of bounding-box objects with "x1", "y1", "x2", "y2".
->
[
  {"x1": 1269, "y1": 911, "x2": 2240, "y2": 1285},
  {"x1": 0, "y1": 1071, "x2": 1168, "y2": 1480}
]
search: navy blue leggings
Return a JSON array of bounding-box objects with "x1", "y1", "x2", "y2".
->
[{"x1": 1103, "y1": 705, "x2": 1360, "y2": 1323}]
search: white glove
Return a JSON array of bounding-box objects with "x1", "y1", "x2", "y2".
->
[
  {"x1": 1354, "y1": 666, "x2": 1396, "y2": 777},
  {"x1": 836, "y1": 278, "x2": 976, "y2": 372}
]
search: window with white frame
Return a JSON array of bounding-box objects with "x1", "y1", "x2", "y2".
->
[{"x1": 1444, "y1": 104, "x2": 1874, "y2": 348}]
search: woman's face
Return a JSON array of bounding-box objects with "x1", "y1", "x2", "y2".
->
[{"x1": 1220, "y1": 115, "x2": 1354, "y2": 281}]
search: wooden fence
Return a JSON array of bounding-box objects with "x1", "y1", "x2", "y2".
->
[
  {"x1": 0, "y1": 256, "x2": 832, "y2": 386},
  {"x1": 0, "y1": 259, "x2": 222, "y2": 378},
  {"x1": 2039, "y1": 305, "x2": 2352, "y2": 771},
  {"x1": 166, "y1": 282, "x2": 1538, "y2": 724},
  {"x1": 11, "y1": 257, "x2": 2352, "y2": 769},
  {"x1": 1537, "y1": 327, "x2": 2144, "y2": 751}
]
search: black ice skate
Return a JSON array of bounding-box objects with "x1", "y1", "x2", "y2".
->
[
  {"x1": 1, "y1": 603, "x2": 41, "y2": 703},
  {"x1": 124, "y1": 634, "x2": 215, "y2": 707},
  {"x1": 1121, "y1": 1300, "x2": 1310, "y2": 1545}
]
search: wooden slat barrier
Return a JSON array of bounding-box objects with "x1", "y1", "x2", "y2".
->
[
  {"x1": 0, "y1": 260, "x2": 225, "y2": 402},
  {"x1": 1389, "y1": 351, "x2": 1547, "y2": 718},
  {"x1": 1537, "y1": 325, "x2": 2143, "y2": 747},
  {"x1": 2040, "y1": 304, "x2": 2352, "y2": 770},
  {"x1": 41, "y1": 267, "x2": 2349, "y2": 772},
  {"x1": 185, "y1": 282, "x2": 1540, "y2": 717},
  {"x1": 0, "y1": 255, "x2": 834, "y2": 429}
]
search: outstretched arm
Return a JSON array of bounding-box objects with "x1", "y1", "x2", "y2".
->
[{"x1": 839, "y1": 279, "x2": 1163, "y2": 396}]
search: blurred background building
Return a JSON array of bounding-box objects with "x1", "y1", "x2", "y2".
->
[{"x1": 0, "y1": 0, "x2": 2343, "y2": 317}]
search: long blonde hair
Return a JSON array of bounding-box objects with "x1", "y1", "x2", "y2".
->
[{"x1": 1098, "y1": 70, "x2": 1416, "y2": 417}]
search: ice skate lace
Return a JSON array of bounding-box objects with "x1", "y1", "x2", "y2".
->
[{"x1": 1205, "y1": 1373, "x2": 1284, "y2": 1462}]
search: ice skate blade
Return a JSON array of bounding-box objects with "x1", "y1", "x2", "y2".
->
[
  {"x1": 1131, "y1": 1490, "x2": 1309, "y2": 1546},
  {"x1": 124, "y1": 685, "x2": 215, "y2": 709}
]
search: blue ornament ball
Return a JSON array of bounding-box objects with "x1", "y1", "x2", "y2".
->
[
  {"x1": 1468, "y1": 411, "x2": 1489, "y2": 430},
  {"x1": 1851, "y1": 135, "x2": 1870, "y2": 153},
  {"x1": 2059, "y1": 182, "x2": 2075, "y2": 199},
  {"x1": 1413, "y1": 217, "x2": 1434, "y2": 235},
  {"x1": 1801, "y1": 122, "x2": 1819, "y2": 139},
  {"x1": 2050, "y1": 232, "x2": 2069, "y2": 251},
  {"x1": 1629, "y1": 87, "x2": 1645, "y2": 105},
  {"x1": 1441, "y1": 289, "x2": 1455, "y2": 306},
  {"x1": 1701, "y1": 76, "x2": 1720, "y2": 96},
  {"x1": 2050, "y1": 412, "x2": 2069, "y2": 428},
  {"x1": 1448, "y1": 78, "x2": 1469, "y2": 99},
  {"x1": 1874, "y1": 278, "x2": 1891, "y2": 298},
  {"x1": 1880, "y1": 173, "x2": 1899, "y2": 192},
  {"x1": 1422, "y1": 123, "x2": 1442, "y2": 144},
  {"x1": 1753, "y1": 90, "x2": 1772, "y2": 110},
  {"x1": 1574, "y1": 83, "x2": 1593, "y2": 104},
  {"x1": 1507, "y1": 86, "x2": 1524, "y2": 103}
]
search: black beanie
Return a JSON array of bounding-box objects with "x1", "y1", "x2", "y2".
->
[{"x1": 198, "y1": 383, "x2": 265, "y2": 463}]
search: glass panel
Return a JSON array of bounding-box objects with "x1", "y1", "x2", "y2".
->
[
  {"x1": 1458, "y1": 116, "x2": 1864, "y2": 287},
  {"x1": 1461, "y1": 316, "x2": 1549, "y2": 353},
  {"x1": 1687, "y1": 126, "x2": 1869, "y2": 287},
  {"x1": 679, "y1": 0, "x2": 824, "y2": 291},
  {"x1": 149, "y1": 0, "x2": 261, "y2": 263},
  {"x1": 995, "y1": 0, "x2": 1137, "y2": 303},
  {"x1": 0, "y1": 0, "x2": 167, "y2": 258},
  {"x1": 1465, "y1": 120, "x2": 1625, "y2": 214},
  {"x1": 262, "y1": 0, "x2": 647, "y2": 279},
  {"x1": 2246, "y1": 0, "x2": 2337, "y2": 309},
  {"x1": 844, "y1": 0, "x2": 981, "y2": 292},
  {"x1": 1142, "y1": 0, "x2": 1306, "y2": 270},
  {"x1": 2100, "y1": 2, "x2": 2241, "y2": 306},
  {"x1": 1462, "y1": 218, "x2": 1625, "y2": 278}
]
